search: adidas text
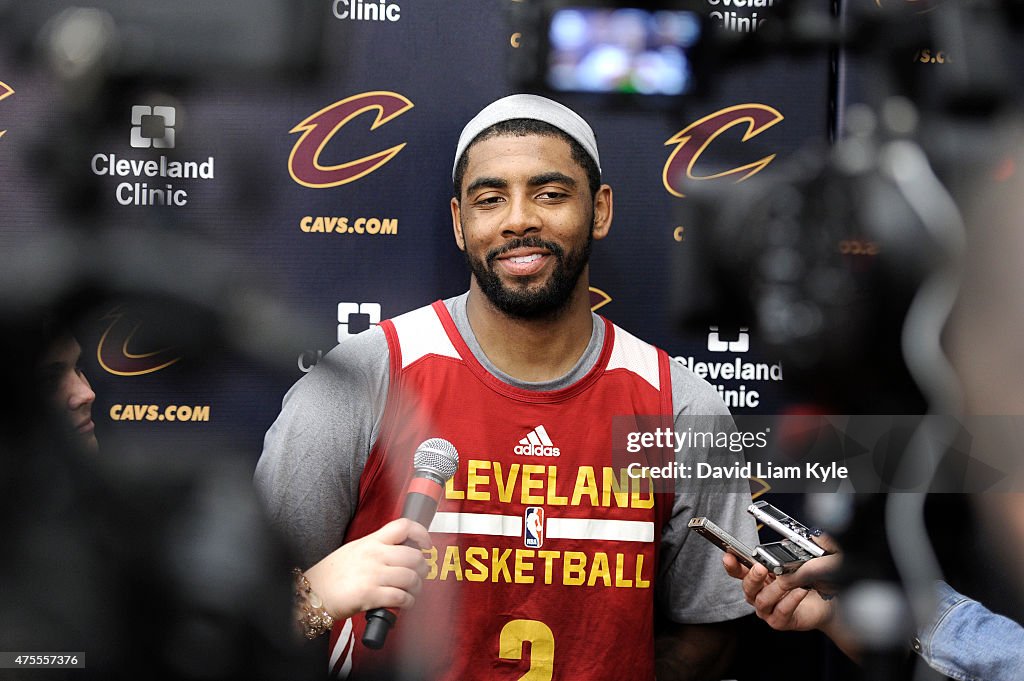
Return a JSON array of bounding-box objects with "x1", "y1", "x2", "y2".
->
[{"x1": 513, "y1": 444, "x2": 561, "y2": 457}]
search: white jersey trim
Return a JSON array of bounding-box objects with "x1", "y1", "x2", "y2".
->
[
  {"x1": 330, "y1": 617, "x2": 355, "y2": 679},
  {"x1": 606, "y1": 324, "x2": 661, "y2": 392},
  {"x1": 391, "y1": 305, "x2": 460, "y2": 369}
]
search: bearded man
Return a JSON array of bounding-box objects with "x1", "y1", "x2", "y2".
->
[{"x1": 256, "y1": 94, "x2": 756, "y2": 680}]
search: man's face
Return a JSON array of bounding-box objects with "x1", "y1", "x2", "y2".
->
[
  {"x1": 451, "y1": 133, "x2": 611, "y2": 319},
  {"x1": 40, "y1": 336, "x2": 98, "y2": 453}
]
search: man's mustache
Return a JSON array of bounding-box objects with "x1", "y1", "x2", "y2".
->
[{"x1": 485, "y1": 237, "x2": 565, "y2": 265}]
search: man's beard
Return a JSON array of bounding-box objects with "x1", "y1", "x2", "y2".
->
[{"x1": 464, "y1": 229, "x2": 593, "y2": 320}]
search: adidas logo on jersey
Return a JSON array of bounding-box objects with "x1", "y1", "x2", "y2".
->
[{"x1": 514, "y1": 425, "x2": 561, "y2": 457}]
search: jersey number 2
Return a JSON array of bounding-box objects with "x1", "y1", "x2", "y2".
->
[{"x1": 499, "y1": 619, "x2": 555, "y2": 680}]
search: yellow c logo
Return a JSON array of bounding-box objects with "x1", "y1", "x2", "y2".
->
[
  {"x1": 0, "y1": 80, "x2": 14, "y2": 140},
  {"x1": 97, "y1": 308, "x2": 181, "y2": 376},
  {"x1": 589, "y1": 287, "x2": 612, "y2": 312},
  {"x1": 288, "y1": 91, "x2": 414, "y2": 189},
  {"x1": 663, "y1": 104, "x2": 784, "y2": 198}
]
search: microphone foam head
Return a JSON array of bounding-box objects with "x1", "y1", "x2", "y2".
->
[{"x1": 414, "y1": 438, "x2": 459, "y2": 482}]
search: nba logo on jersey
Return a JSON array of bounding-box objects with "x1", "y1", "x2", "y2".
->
[{"x1": 524, "y1": 507, "x2": 544, "y2": 548}]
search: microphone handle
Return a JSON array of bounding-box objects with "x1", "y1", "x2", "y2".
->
[
  {"x1": 362, "y1": 484, "x2": 441, "y2": 649},
  {"x1": 401, "y1": 488, "x2": 442, "y2": 528}
]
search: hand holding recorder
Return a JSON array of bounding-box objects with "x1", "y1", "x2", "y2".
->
[
  {"x1": 689, "y1": 502, "x2": 849, "y2": 647},
  {"x1": 688, "y1": 501, "x2": 834, "y2": 576},
  {"x1": 723, "y1": 550, "x2": 842, "y2": 635},
  {"x1": 720, "y1": 532, "x2": 857, "y2": 660}
]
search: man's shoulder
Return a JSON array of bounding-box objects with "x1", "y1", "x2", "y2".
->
[
  {"x1": 604, "y1": 320, "x2": 662, "y2": 386},
  {"x1": 668, "y1": 357, "x2": 731, "y2": 417},
  {"x1": 386, "y1": 299, "x2": 444, "y2": 326},
  {"x1": 384, "y1": 298, "x2": 465, "y2": 368},
  {"x1": 604, "y1": 319, "x2": 729, "y2": 418},
  {"x1": 313, "y1": 324, "x2": 390, "y2": 381},
  {"x1": 274, "y1": 323, "x2": 389, "y2": 428}
]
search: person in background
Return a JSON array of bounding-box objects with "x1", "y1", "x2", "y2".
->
[{"x1": 37, "y1": 330, "x2": 98, "y2": 453}]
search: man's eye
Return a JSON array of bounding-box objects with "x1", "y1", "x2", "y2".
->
[{"x1": 475, "y1": 196, "x2": 503, "y2": 205}]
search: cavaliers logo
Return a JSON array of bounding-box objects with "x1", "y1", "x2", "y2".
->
[
  {"x1": 662, "y1": 104, "x2": 784, "y2": 198},
  {"x1": 0, "y1": 80, "x2": 13, "y2": 140},
  {"x1": 97, "y1": 308, "x2": 181, "y2": 376},
  {"x1": 288, "y1": 91, "x2": 414, "y2": 189},
  {"x1": 589, "y1": 286, "x2": 612, "y2": 312}
]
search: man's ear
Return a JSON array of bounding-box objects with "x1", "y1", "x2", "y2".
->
[
  {"x1": 451, "y1": 197, "x2": 466, "y2": 251},
  {"x1": 592, "y1": 184, "x2": 613, "y2": 241}
]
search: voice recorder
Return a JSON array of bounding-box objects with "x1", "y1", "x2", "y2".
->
[{"x1": 689, "y1": 501, "x2": 830, "y2": 575}]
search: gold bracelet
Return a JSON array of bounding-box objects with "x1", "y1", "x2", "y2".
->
[{"x1": 293, "y1": 568, "x2": 335, "y2": 640}]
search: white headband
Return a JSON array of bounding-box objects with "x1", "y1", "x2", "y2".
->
[{"x1": 452, "y1": 94, "x2": 601, "y2": 179}]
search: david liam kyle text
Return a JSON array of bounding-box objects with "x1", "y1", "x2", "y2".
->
[{"x1": 628, "y1": 461, "x2": 849, "y2": 482}]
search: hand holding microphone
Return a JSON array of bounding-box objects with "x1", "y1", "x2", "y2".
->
[
  {"x1": 299, "y1": 438, "x2": 458, "y2": 643},
  {"x1": 302, "y1": 518, "x2": 433, "y2": 623},
  {"x1": 363, "y1": 438, "x2": 460, "y2": 649}
]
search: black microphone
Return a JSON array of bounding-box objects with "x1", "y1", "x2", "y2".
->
[{"x1": 362, "y1": 438, "x2": 459, "y2": 649}]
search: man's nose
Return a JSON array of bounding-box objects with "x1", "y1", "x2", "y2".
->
[
  {"x1": 501, "y1": 196, "x2": 541, "y2": 238},
  {"x1": 68, "y1": 371, "x2": 96, "y2": 410}
]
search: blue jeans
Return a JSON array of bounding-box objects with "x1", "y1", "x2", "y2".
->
[{"x1": 914, "y1": 581, "x2": 1024, "y2": 681}]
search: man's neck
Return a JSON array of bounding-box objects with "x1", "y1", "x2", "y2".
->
[{"x1": 464, "y1": 281, "x2": 595, "y2": 383}]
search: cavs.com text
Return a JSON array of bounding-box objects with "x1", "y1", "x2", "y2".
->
[{"x1": 108, "y1": 404, "x2": 211, "y2": 422}]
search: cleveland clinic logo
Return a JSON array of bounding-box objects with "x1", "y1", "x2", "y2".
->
[
  {"x1": 708, "y1": 326, "x2": 749, "y2": 353},
  {"x1": 674, "y1": 325, "x2": 782, "y2": 410},
  {"x1": 90, "y1": 104, "x2": 214, "y2": 207},
  {"x1": 338, "y1": 302, "x2": 381, "y2": 342},
  {"x1": 332, "y1": 0, "x2": 401, "y2": 22},
  {"x1": 130, "y1": 105, "x2": 176, "y2": 149}
]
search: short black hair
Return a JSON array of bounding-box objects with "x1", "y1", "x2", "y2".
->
[{"x1": 453, "y1": 118, "x2": 601, "y2": 200}]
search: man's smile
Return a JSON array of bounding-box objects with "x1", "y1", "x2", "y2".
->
[{"x1": 493, "y1": 247, "x2": 552, "y2": 277}]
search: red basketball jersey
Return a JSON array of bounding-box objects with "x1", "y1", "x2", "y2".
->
[{"x1": 331, "y1": 301, "x2": 675, "y2": 680}]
